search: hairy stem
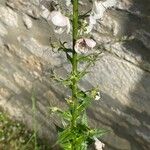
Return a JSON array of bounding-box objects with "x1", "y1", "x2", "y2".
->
[
  {"x1": 71, "y1": 0, "x2": 78, "y2": 149},
  {"x1": 72, "y1": 0, "x2": 78, "y2": 75}
]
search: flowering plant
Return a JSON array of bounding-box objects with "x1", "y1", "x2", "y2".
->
[{"x1": 48, "y1": 0, "x2": 117, "y2": 149}]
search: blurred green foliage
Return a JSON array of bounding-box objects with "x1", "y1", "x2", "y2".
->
[{"x1": 0, "y1": 110, "x2": 49, "y2": 150}]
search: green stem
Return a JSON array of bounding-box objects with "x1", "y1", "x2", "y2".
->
[
  {"x1": 71, "y1": 0, "x2": 78, "y2": 149},
  {"x1": 72, "y1": 0, "x2": 78, "y2": 74},
  {"x1": 72, "y1": 0, "x2": 78, "y2": 124}
]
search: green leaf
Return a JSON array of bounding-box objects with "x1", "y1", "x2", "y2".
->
[
  {"x1": 76, "y1": 123, "x2": 89, "y2": 133},
  {"x1": 58, "y1": 128, "x2": 75, "y2": 144},
  {"x1": 76, "y1": 96, "x2": 92, "y2": 115},
  {"x1": 60, "y1": 142, "x2": 72, "y2": 150},
  {"x1": 49, "y1": 107, "x2": 72, "y2": 121},
  {"x1": 62, "y1": 111, "x2": 72, "y2": 121},
  {"x1": 88, "y1": 129, "x2": 108, "y2": 139},
  {"x1": 77, "y1": 71, "x2": 89, "y2": 80},
  {"x1": 81, "y1": 112, "x2": 88, "y2": 126},
  {"x1": 75, "y1": 137, "x2": 88, "y2": 150},
  {"x1": 77, "y1": 54, "x2": 94, "y2": 62},
  {"x1": 80, "y1": 142, "x2": 88, "y2": 150},
  {"x1": 77, "y1": 90, "x2": 87, "y2": 101},
  {"x1": 51, "y1": 70, "x2": 73, "y2": 87}
]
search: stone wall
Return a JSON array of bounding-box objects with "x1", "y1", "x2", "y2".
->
[{"x1": 0, "y1": 0, "x2": 150, "y2": 150}]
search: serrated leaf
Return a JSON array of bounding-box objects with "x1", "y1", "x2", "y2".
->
[
  {"x1": 81, "y1": 112, "x2": 88, "y2": 126},
  {"x1": 76, "y1": 96, "x2": 92, "y2": 115},
  {"x1": 75, "y1": 137, "x2": 87, "y2": 150},
  {"x1": 58, "y1": 128, "x2": 75, "y2": 144},
  {"x1": 62, "y1": 111, "x2": 72, "y2": 121}
]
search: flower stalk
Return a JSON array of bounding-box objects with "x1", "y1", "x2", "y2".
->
[
  {"x1": 49, "y1": 0, "x2": 108, "y2": 149},
  {"x1": 71, "y1": 0, "x2": 79, "y2": 148},
  {"x1": 71, "y1": 0, "x2": 78, "y2": 136}
]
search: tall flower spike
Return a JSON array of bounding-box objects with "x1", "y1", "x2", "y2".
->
[
  {"x1": 48, "y1": 11, "x2": 70, "y2": 34},
  {"x1": 74, "y1": 38, "x2": 96, "y2": 54},
  {"x1": 94, "y1": 137, "x2": 105, "y2": 150},
  {"x1": 86, "y1": 0, "x2": 117, "y2": 33}
]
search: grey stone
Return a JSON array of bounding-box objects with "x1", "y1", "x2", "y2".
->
[
  {"x1": 30, "y1": 0, "x2": 40, "y2": 6},
  {"x1": 0, "y1": 5, "x2": 18, "y2": 27},
  {"x1": 40, "y1": 5, "x2": 50, "y2": 20},
  {"x1": 0, "y1": 37, "x2": 3, "y2": 46},
  {"x1": 17, "y1": 36, "x2": 64, "y2": 66},
  {"x1": 23, "y1": 14, "x2": 33, "y2": 29},
  {"x1": 0, "y1": 23, "x2": 8, "y2": 36},
  {"x1": 0, "y1": 0, "x2": 150, "y2": 150}
]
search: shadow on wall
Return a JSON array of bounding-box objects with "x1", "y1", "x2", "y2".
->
[
  {"x1": 122, "y1": 1, "x2": 150, "y2": 143},
  {"x1": 127, "y1": 0, "x2": 150, "y2": 148},
  {"x1": 121, "y1": 0, "x2": 150, "y2": 70},
  {"x1": 88, "y1": 0, "x2": 150, "y2": 150}
]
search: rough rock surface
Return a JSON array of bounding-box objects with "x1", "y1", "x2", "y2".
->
[{"x1": 0, "y1": 0, "x2": 150, "y2": 150}]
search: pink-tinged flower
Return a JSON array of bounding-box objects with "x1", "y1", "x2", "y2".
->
[
  {"x1": 48, "y1": 11, "x2": 70, "y2": 34},
  {"x1": 94, "y1": 138, "x2": 105, "y2": 150},
  {"x1": 74, "y1": 38, "x2": 96, "y2": 54}
]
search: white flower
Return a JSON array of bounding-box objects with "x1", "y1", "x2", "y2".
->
[
  {"x1": 94, "y1": 137, "x2": 105, "y2": 150},
  {"x1": 48, "y1": 11, "x2": 70, "y2": 34},
  {"x1": 86, "y1": 0, "x2": 117, "y2": 33},
  {"x1": 74, "y1": 38, "x2": 96, "y2": 54},
  {"x1": 95, "y1": 92, "x2": 101, "y2": 101},
  {"x1": 65, "y1": 0, "x2": 71, "y2": 6}
]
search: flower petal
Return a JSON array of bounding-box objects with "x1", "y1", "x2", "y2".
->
[
  {"x1": 95, "y1": 92, "x2": 101, "y2": 101},
  {"x1": 85, "y1": 38, "x2": 96, "y2": 48},
  {"x1": 49, "y1": 11, "x2": 68, "y2": 27},
  {"x1": 94, "y1": 138, "x2": 105, "y2": 150}
]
